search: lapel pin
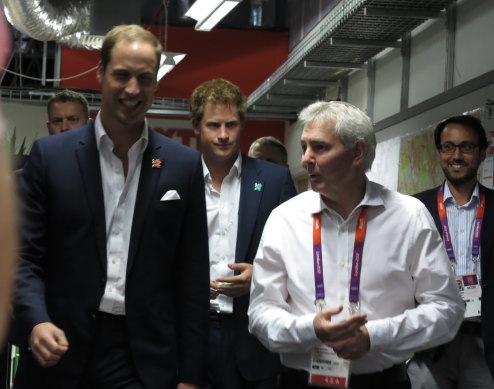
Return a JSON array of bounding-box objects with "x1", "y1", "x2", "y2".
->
[
  {"x1": 152, "y1": 158, "x2": 162, "y2": 169},
  {"x1": 254, "y1": 182, "x2": 263, "y2": 192}
]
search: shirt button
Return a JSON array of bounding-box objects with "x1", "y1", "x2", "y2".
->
[
  {"x1": 339, "y1": 293, "x2": 345, "y2": 301},
  {"x1": 112, "y1": 259, "x2": 116, "y2": 265},
  {"x1": 109, "y1": 287, "x2": 113, "y2": 292},
  {"x1": 339, "y1": 260, "x2": 345, "y2": 268}
]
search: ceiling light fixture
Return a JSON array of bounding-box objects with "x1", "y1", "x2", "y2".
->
[
  {"x1": 156, "y1": 0, "x2": 186, "y2": 81},
  {"x1": 157, "y1": 52, "x2": 186, "y2": 81},
  {"x1": 185, "y1": 0, "x2": 243, "y2": 32}
]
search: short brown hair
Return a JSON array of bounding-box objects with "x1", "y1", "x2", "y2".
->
[
  {"x1": 190, "y1": 79, "x2": 246, "y2": 124},
  {"x1": 47, "y1": 89, "x2": 89, "y2": 121},
  {"x1": 100, "y1": 24, "x2": 162, "y2": 73}
]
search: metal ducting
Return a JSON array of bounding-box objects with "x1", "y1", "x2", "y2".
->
[{"x1": 3, "y1": 0, "x2": 90, "y2": 42}]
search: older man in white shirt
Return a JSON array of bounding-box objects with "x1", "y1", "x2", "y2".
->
[{"x1": 248, "y1": 101, "x2": 464, "y2": 389}]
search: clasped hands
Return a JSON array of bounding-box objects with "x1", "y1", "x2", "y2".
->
[
  {"x1": 210, "y1": 263, "x2": 252, "y2": 299},
  {"x1": 313, "y1": 305, "x2": 370, "y2": 360}
]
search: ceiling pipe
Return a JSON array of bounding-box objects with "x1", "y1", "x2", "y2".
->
[{"x1": 3, "y1": 0, "x2": 90, "y2": 46}]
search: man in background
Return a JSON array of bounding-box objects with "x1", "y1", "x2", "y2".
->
[
  {"x1": 414, "y1": 114, "x2": 494, "y2": 388},
  {"x1": 248, "y1": 136, "x2": 288, "y2": 167},
  {"x1": 248, "y1": 101, "x2": 464, "y2": 389},
  {"x1": 190, "y1": 78, "x2": 297, "y2": 389},
  {"x1": 46, "y1": 89, "x2": 90, "y2": 135},
  {"x1": 12, "y1": 24, "x2": 209, "y2": 389}
]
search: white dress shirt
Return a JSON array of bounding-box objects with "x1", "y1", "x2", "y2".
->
[
  {"x1": 95, "y1": 113, "x2": 149, "y2": 315},
  {"x1": 444, "y1": 181, "x2": 481, "y2": 278},
  {"x1": 203, "y1": 154, "x2": 241, "y2": 313},
  {"x1": 248, "y1": 179, "x2": 465, "y2": 374}
]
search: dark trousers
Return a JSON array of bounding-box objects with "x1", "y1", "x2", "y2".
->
[
  {"x1": 279, "y1": 364, "x2": 411, "y2": 389},
  {"x1": 78, "y1": 312, "x2": 144, "y2": 389},
  {"x1": 204, "y1": 312, "x2": 277, "y2": 389}
]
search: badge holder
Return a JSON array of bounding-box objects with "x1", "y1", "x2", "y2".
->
[
  {"x1": 456, "y1": 273, "x2": 481, "y2": 318},
  {"x1": 309, "y1": 345, "x2": 350, "y2": 388}
]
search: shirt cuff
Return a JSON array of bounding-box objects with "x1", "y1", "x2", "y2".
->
[
  {"x1": 365, "y1": 318, "x2": 391, "y2": 352},
  {"x1": 297, "y1": 313, "x2": 321, "y2": 346}
]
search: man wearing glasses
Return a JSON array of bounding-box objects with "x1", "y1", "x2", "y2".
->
[{"x1": 414, "y1": 115, "x2": 494, "y2": 388}]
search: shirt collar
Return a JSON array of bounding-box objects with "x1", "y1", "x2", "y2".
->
[
  {"x1": 308, "y1": 177, "x2": 384, "y2": 216},
  {"x1": 202, "y1": 153, "x2": 242, "y2": 183},
  {"x1": 443, "y1": 181, "x2": 479, "y2": 206},
  {"x1": 94, "y1": 111, "x2": 149, "y2": 153}
]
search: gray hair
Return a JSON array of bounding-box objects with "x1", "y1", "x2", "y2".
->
[
  {"x1": 248, "y1": 136, "x2": 287, "y2": 165},
  {"x1": 298, "y1": 101, "x2": 376, "y2": 171}
]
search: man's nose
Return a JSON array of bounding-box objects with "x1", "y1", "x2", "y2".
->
[{"x1": 125, "y1": 77, "x2": 140, "y2": 95}]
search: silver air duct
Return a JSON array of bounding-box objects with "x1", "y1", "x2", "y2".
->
[{"x1": 3, "y1": 0, "x2": 90, "y2": 43}]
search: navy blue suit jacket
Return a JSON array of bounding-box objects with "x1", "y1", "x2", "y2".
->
[
  {"x1": 414, "y1": 183, "x2": 494, "y2": 378},
  {"x1": 230, "y1": 155, "x2": 297, "y2": 380},
  {"x1": 12, "y1": 123, "x2": 210, "y2": 388}
]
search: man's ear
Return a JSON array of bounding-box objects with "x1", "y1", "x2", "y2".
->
[
  {"x1": 46, "y1": 121, "x2": 53, "y2": 135},
  {"x1": 96, "y1": 61, "x2": 103, "y2": 84},
  {"x1": 480, "y1": 147, "x2": 487, "y2": 163},
  {"x1": 352, "y1": 139, "x2": 366, "y2": 166},
  {"x1": 192, "y1": 119, "x2": 200, "y2": 135}
]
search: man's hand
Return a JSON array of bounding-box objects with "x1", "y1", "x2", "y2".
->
[
  {"x1": 210, "y1": 280, "x2": 219, "y2": 299},
  {"x1": 213, "y1": 263, "x2": 253, "y2": 298},
  {"x1": 177, "y1": 383, "x2": 199, "y2": 389},
  {"x1": 313, "y1": 305, "x2": 369, "y2": 360},
  {"x1": 29, "y1": 322, "x2": 69, "y2": 367}
]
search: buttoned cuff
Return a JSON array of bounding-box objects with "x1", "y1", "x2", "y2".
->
[{"x1": 365, "y1": 318, "x2": 391, "y2": 352}]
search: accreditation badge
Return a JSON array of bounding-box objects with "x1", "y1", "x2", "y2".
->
[
  {"x1": 456, "y1": 274, "x2": 481, "y2": 318},
  {"x1": 309, "y1": 345, "x2": 350, "y2": 388}
]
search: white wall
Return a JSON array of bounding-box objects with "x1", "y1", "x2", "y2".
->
[
  {"x1": 347, "y1": 69, "x2": 367, "y2": 112},
  {"x1": 409, "y1": 18, "x2": 447, "y2": 107},
  {"x1": 373, "y1": 48, "x2": 402, "y2": 122},
  {"x1": 283, "y1": 0, "x2": 494, "y2": 190},
  {"x1": 455, "y1": 0, "x2": 494, "y2": 86}
]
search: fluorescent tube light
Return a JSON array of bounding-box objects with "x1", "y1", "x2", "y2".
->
[
  {"x1": 185, "y1": 0, "x2": 243, "y2": 32},
  {"x1": 157, "y1": 52, "x2": 186, "y2": 81}
]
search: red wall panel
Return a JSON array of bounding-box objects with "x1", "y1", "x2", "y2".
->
[
  {"x1": 61, "y1": 25, "x2": 288, "y2": 99},
  {"x1": 60, "y1": 26, "x2": 289, "y2": 148}
]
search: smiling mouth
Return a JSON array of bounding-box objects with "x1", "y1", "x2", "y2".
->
[
  {"x1": 449, "y1": 163, "x2": 466, "y2": 170},
  {"x1": 120, "y1": 100, "x2": 141, "y2": 109}
]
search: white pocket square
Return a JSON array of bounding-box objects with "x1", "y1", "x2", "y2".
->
[{"x1": 160, "y1": 190, "x2": 181, "y2": 201}]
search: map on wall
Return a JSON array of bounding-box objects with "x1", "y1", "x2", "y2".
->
[
  {"x1": 367, "y1": 137, "x2": 400, "y2": 191},
  {"x1": 398, "y1": 127, "x2": 444, "y2": 195}
]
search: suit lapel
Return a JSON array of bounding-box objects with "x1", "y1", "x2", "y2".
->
[
  {"x1": 75, "y1": 123, "x2": 107, "y2": 272},
  {"x1": 235, "y1": 156, "x2": 264, "y2": 262},
  {"x1": 127, "y1": 128, "x2": 163, "y2": 272},
  {"x1": 480, "y1": 185, "x2": 494, "y2": 276}
]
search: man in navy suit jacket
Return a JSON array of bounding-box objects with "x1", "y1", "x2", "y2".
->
[
  {"x1": 190, "y1": 79, "x2": 297, "y2": 389},
  {"x1": 12, "y1": 25, "x2": 210, "y2": 389},
  {"x1": 414, "y1": 114, "x2": 494, "y2": 387}
]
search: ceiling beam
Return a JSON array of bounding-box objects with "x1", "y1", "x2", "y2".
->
[
  {"x1": 364, "y1": 7, "x2": 444, "y2": 19},
  {"x1": 283, "y1": 78, "x2": 338, "y2": 88},
  {"x1": 304, "y1": 60, "x2": 367, "y2": 70},
  {"x1": 267, "y1": 93, "x2": 316, "y2": 102},
  {"x1": 252, "y1": 104, "x2": 301, "y2": 113},
  {"x1": 330, "y1": 37, "x2": 401, "y2": 48}
]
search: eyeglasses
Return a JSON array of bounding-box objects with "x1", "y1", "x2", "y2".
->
[{"x1": 439, "y1": 142, "x2": 478, "y2": 154}]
